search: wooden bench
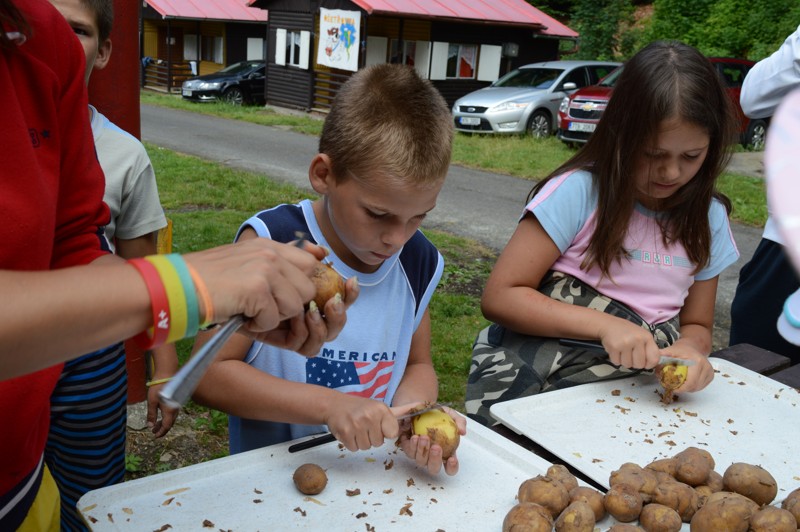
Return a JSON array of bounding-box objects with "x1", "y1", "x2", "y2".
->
[
  {"x1": 768, "y1": 364, "x2": 800, "y2": 389},
  {"x1": 709, "y1": 343, "x2": 791, "y2": 376}
]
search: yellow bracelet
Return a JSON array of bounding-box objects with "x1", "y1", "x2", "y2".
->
[{"x1": 145, "y1": 377, "x2": 172, "y2": 387}]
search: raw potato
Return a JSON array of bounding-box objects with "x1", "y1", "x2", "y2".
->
[
  {"x1": 502, "y1": 502, "x2": 553, "y2": 532},
  {"x1": 518, "y1": 475, "x2": 571, "y2": 519},
  {"x1": 610, "y1": 463, "x2": 659, "y2": 502},
  {"x1": 311, "y1": 262, "x2": 344, "y2": 310},
  {"x1": 749, "y1": 505, "x2": 797, "y2": 532},
  {"x1": 651, "y1": 480, "x2": 699, "y2": 522},
  {"x1": 547, "y1": 464, "x2": 579, "y2": 493},
  {"x1": 569, "y1": 486, "x2": 606, "y2": 521},
  {"x1": 657, "y1": 363, "x2": 688, "y2": 404},
  {"x1": 700, "y1": 470, "x2": 724, "y2": 493},
  {"x1": 639, "y1": 503, "x2": 682, "y2": 532},
  {"x1": 689, "y1": 492, "x2": 755, "y2": 532},
  {"x1": 292, "y1": 463, "x2": 327, "y2": 495},
  {"x1": 694, "y1": 485, "x2": 713, "y2": 508},
  {"x1": 411, "y1": 407, "x2": 460, "y2": 460},
  {"x1": 722, "y1": 462, "x2": 778, "y2": 506},
  {"x1": 554, "y1": 500, "x2": 595, "y2": 532},
  {"x1": 781, "y1": 487, "x2": 800, "y2": 527},
  {"x1": 703, "y1": 491, "x2": 759, "y2": 514},
  {"x1": 645, "y1": 458, "x2": 677, "y2": 478},
  {"x1": 673, "y1": 447, "x2": 714, "y2": 486},
  {"x1": 604, "y1": 483, "x2": 643, "y2": 522}
]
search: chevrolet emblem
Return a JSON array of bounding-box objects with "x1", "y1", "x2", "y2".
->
[{"x1": 580, "y1": 102, "x2": 597, "y2": 112}]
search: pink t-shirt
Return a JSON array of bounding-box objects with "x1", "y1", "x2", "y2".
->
[{"x1": 527, "y1": 170, "x2": 739, "y2": 324}]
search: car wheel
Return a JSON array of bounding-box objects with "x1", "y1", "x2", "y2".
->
[
  {"x1": 222, "y1": 86, "x2": 245, "y2": 105},
  {"x1": 743, "y1": 119, "x2": 767, "y2": 150},
  {"x1": 527, "y1": 110, "x2": 552, "y2": 138}
]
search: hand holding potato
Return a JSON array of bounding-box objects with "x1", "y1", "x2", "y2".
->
[{"x1": 394, "y1": 404, "x2": 466, "y2": 476}]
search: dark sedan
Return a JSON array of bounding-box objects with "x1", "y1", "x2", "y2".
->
[{"x1": 181, "y1": 61, "x2": 266, "y2": 105}]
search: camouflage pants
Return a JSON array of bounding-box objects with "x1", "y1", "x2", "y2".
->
[{"x1": 465, "y1": 271, "x2": 680, "y2": 427}]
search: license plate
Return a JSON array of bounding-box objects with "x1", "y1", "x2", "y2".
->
[
  {"x1": 568, "y1": 122, "x2": 596, "y2": 133},
  {"x1": 459, "y1": 117, "x2": 481, "y2": 126},
  {"x1": 182, "y1": 89, "x2": 192, "y2": 97}
]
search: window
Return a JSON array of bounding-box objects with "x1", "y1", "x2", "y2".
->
[
  {"x1": 287, "y1": 31, "x2": 302, "y2": 67},
  {"x1": 247, "y1": 37, "x2": 265, "y2": 61},
  {"x1": 201, "y1": 35, "x2": 223, "y2": 64},
  {"x1": 389, "y1": 39, "x2": 417, "y2": 66},
  {"x1": 184, "y1": 34, "x2": 199, "y2": 61},
  {"x1": 446, "y1": 44, "x2": 477, "y2": 79}
]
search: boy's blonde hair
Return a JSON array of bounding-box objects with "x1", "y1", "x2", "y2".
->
[{"x1": 319, "y1": 64, "x2": 453, "y2": 188}]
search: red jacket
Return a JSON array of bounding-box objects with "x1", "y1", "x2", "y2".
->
[{"x1": 0, "y1": 0, "x2": 110, "y2": 499}]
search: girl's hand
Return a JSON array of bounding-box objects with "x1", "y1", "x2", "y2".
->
[
  {"x1": 324, "y1": 396, "x2": 398, "y2": 452},
  {"x1": 599, "y1": 319, "x2": 662, "y2": 369},
  {"x1": 146, "y1": 380, "x2": 180, "y2": 438},
  {"x1": 659, "y1": 344, "x2": 714, "y2": 392},
  {"x1": 394, "y1": 406, "x2": 467, "y2": 476}
]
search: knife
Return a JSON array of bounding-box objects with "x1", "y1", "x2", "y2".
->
[
  {"x1": 287, "y1": 404, "x2": 443, "y2": 453},
  {"x1": 159, "y1": 315, "x2": 245, "y2": 409},
  {"x1": 558, "y1": 338, "x2": 696, "y2": 366}
]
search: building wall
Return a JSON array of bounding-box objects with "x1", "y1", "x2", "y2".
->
[
  {"x1": 142, "y1": 18, "x2": 267, "y2": 76},
  {"x1": 255, "y1": 0, "x2": 567, "y2": 110},
  {"x1": 266, "y1": 10, "x2": 315, "y2": 109}
]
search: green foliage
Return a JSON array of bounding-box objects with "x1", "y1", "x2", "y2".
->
[
  {"x1": 125, "y1": 453, "x2": 143, "y2": 473},
  {"x1": 572, "y1": 0, "x2": 634, "y2": 60},
  {"x1": 641, "y1": 0, "x2": 800, "y2": 60}
]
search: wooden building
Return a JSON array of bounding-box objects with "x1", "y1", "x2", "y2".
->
[
  {"x1": 141, "y1": 0, "x2": 268, "y2": 91},
  {"x1": 247, "y1": 0, "x2": 577, "y2": 111}
]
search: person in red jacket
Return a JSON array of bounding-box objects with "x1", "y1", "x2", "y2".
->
[{"x1": 0, "y1": 1, "x2": 355, "y2": 528}]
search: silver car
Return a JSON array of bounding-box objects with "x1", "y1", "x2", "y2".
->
[{"x1": 452, "y1": 60, "x2": 620, "y2": 137}]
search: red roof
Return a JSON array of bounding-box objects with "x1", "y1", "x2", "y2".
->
[
  {"x1": 348, "y1": 0, "x2": 575, "y2": 37},
  {"x1": 145, "y1": 0, "x2": 267, "y2": 22},
  {"x1": 247, "y1": 0, "x2": 575, "y2": 38}
]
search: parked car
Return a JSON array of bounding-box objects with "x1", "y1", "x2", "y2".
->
[
  {"x1": 557, "y1": 57, "x2": 769, "y2": 149},
  {"x1": 452, "y1": 60, "x2": 621, "y2": 138},
  {"x1": 181, "y1": 60, "x2": 266, "y2": 106}
]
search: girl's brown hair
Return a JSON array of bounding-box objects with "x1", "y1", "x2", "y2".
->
[{"x1": 530, "y1": 40, "x2": 736, "y2": 276}]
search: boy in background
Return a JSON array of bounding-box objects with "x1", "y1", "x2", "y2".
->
[
  {"x1": 46, "y1": 0, "x2": 178, "y2": 528},
  {"x1": 192, "y1": 64, "x2": 466, "y2": 476}
]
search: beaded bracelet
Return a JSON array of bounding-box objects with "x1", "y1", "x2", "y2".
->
[{"x1": 128, "y1": 258, "x2": 171, "y2": 349}]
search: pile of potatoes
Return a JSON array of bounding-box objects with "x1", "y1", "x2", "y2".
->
[{"x1": 502, "y1": 447, "x2": 800, "y2": 532}]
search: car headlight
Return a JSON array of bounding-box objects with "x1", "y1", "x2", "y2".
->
[
  {"x1": 198, "y1": 81, "x2": 223, "y2": 90},
  {"x1": 559, "y1": 96, "x2": 570, "y2": 114},
  {"x1": 489, "y1": 101, "x2": 529, "y2": 113}
]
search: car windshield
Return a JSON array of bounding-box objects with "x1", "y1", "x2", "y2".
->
[
  {"x1": 598, "y1": 66, "x2": 624, "y2": 87},
  {"x1": 218, "y1": 61, "x2": 262, "y2": 75},
  {"x1": 494, "y1": 68, "x2": 563, "y2": 89}
]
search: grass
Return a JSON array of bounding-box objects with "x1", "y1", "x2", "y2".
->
[{"x1": 143, "y1": 89, "x2": 767, "y2": 227}]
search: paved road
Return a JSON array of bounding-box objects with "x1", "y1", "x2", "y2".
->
[{"x1": 141, "y1": 104, "x2": 763, "y2": 349}]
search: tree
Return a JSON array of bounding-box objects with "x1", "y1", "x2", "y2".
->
[{"x1": 571, "y1": 0, "x2": 634, "y2": 60}]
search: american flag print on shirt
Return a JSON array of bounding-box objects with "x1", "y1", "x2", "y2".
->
[{"x1": 306, "y1": 358, "x2": 394, "y2": 399}]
